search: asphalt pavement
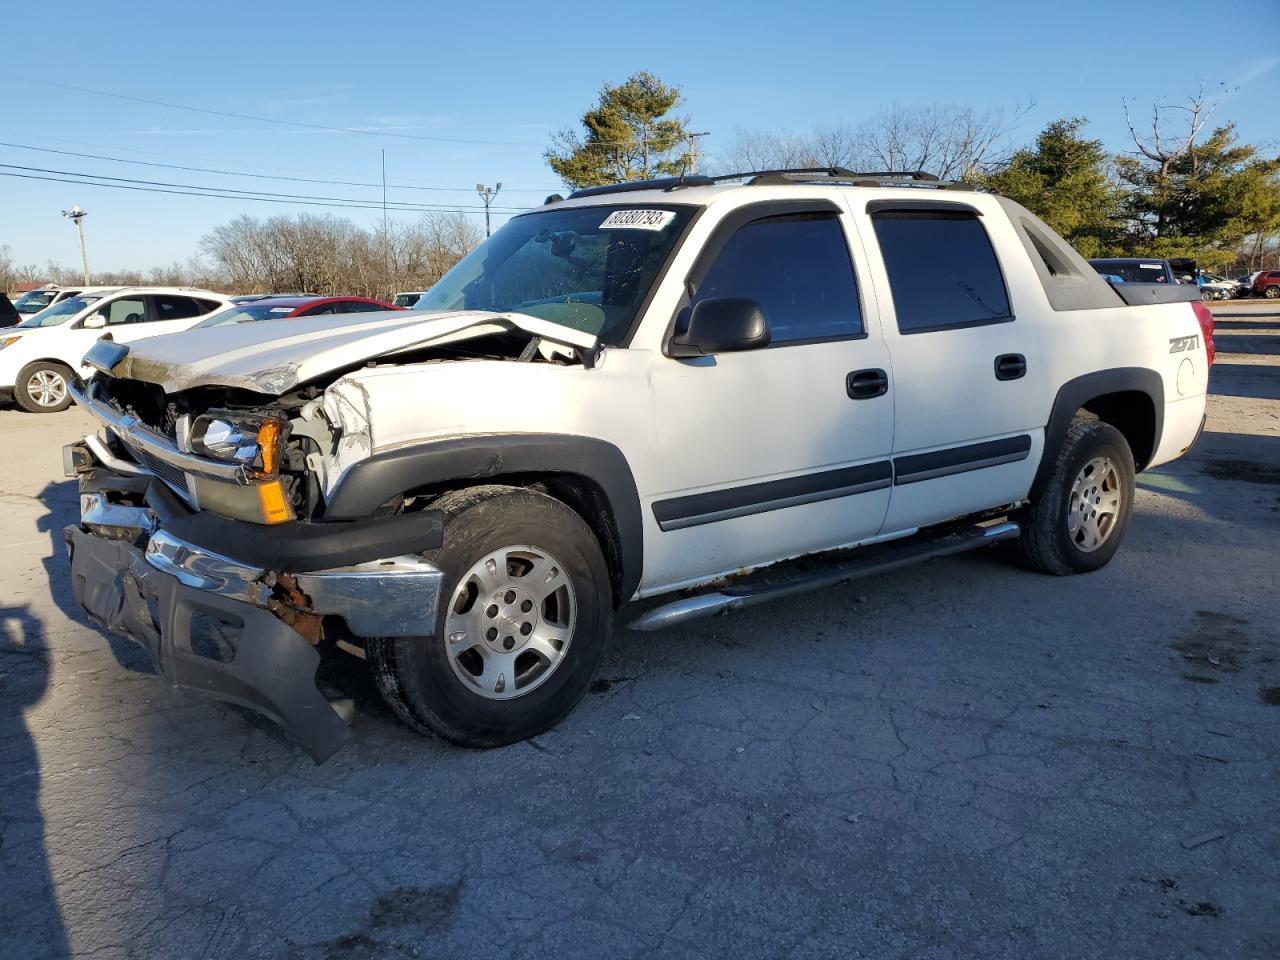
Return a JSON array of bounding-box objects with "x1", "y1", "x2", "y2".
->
[{"x1": 1, "y1": 304, "x2": 1277, "y2": 959}]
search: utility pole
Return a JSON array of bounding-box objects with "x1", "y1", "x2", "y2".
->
[
  {"x1": 62, "y1": 205, "x2": 89, "y2": 284},
  {"x1": 476, "y1": 182, "x2": 502, "y2": 238},
  {"x1": 685, "y1": 132, "x2": 710, "y2": 175}
]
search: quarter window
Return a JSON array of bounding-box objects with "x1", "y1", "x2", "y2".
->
[
  {"x1": 692, "y1": 214, "x2": 863, "y2": 344},
  {"x1": 872, "y1": 213, "x2": 1012, "y2": 333},
  {"x1": 150, "y1": 295, "x2": 205, "y2": 321}
]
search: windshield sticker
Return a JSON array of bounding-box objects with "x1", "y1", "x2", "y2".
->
[
  {"x1": 270, "y1": 307, "x2": 293, "y2": 313},
  {"x1": 600, "y1": 209, "x2": 676, "y2": 231},
  {"x1": 1140, "y1": 263, "x2": 1162, "y2": 270}
]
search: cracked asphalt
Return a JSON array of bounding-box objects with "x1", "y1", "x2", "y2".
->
[{"x1": 2, "y1": 303, "x2": 1278, "y2": 959}]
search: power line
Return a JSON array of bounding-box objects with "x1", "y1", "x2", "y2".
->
[
  {"x1": 1, "y1": 75, "x2": 711, "y2": 151},
  {"x1": 0, "y1": 162, "x2": 528, "y2": 212},
  {"x1": 0, "y1": 74, "x2": 538, "y2": 147},
  {"x1": 0, "y1": 169, "x2": 528, "y2": 215},
  {"x1": 0, "y1": 139, "x2": 558, "y2": 193}
]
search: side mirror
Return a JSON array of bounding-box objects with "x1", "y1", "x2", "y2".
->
[
  {"x1": 669, "y1": 297, "x2": 770, "y2": 357},
  {"x1": 82, "y1": 313, "x2": 106, "y2": 329}
]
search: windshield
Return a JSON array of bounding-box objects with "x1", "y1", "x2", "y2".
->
[
  {"x1": 393, "y1": 293, "x2": 423, "y2": 308},
  {"x1": 1090, "y1": 260, "x2": 1170, "y2": 283},
  {"x1": 195, "y1": 302, "x2": 302, "y2": 328},
  {"x1": 417, "y1": 204, "x2": 696, "y2": 345},
  {"x1": 13, "y1": 290, "x2": 57, "y2": 313},
  {"x1": 17, "y1": 295, "x2": 101, "y2": 328}
]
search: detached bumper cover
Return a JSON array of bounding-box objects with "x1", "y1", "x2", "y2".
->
[
  {"x1": 66, "y1": 525, "x2": 351, "y2": 762},
  {"x1": 64, "y1": 450, "x2": 446, "y2": 762}
]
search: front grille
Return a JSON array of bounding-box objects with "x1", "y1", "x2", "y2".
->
[{"x1": 131, "y1": 447, "x2": 188, "y2": 493}]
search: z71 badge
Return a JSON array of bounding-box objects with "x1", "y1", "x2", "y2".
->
[{"x1": 1169, "y1": 335, "x2": 1200, "y2": 354}]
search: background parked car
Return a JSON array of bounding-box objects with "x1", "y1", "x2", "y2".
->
[
  {"x1": 0, "y1": 287, "x2": 229, "y2": 412},
  {"x1": 392, "y1": 290, "x2": 427, "y2": 308},
  {"x1": 12, "y1": 285, "x2": 86, "y2": 319},
  {"x1": 1251, "y1": 270, "x2": 1280, "y2": 299},
  {"x1": 0, "y1": 293, "x2": 21, "y2": 328},
  {"x1": 194, "y1": 295, "x2": 403, "y2": 328},
  {"x1": 1087, "y1": 258, "x2": 1177, "y2": 284}
]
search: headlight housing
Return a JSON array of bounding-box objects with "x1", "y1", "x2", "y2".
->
[
  {"x1": 189, "y1": 413, "x2": 288, "y2": 477},
  {"x1": 0, "y1": 336, "x2": 21, "y2": 351}
]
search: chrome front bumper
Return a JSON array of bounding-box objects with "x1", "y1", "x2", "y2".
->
[{"x1": 67, "y1": 462, "x2": 445, "y2": 762}]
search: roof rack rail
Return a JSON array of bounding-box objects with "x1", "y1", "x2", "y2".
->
[
  {"x1": 566, "y1": 174, "x2": 715, "y2": 200},
  {"x1": 711, "y1": 167, "x2": 976, "y2": 191}
]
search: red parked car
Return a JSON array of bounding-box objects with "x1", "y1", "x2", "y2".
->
[
  {"x1": 1251, "y1": 271, "x2": 1280, "y2": 299},
  {"x1": 194, "y1": 295, "x2": 404, "y2": 328}
]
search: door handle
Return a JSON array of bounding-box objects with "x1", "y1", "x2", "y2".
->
[
  {"x1": 846, "y1": 368, "x2": 889, "y2": 399},
  {"x1": 994, "y1": 354, "x2": 1027, "y2": 381}
]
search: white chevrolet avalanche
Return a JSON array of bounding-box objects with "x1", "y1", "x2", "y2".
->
[{"x1": 61, "y1": 170, "x2": 1212, "y2": 761}]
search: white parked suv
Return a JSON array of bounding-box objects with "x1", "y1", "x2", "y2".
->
[
  {"x1": 62, "y1": 169, "x2": 1213, "y2": 761},
  {"x1": 0, "y1": 287, "x2": 229, "y2": 412}
]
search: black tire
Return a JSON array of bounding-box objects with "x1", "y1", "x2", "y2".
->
[
  {"x1": 1265, "y1": 285, "x2": 1280, "y2": 300},
  {"x1": 367, "y1": 485, "x2": 612, "y2": 748},
  {"x1": 1016, "y1": 418, "x2": 1136, "y2": 576},
  {"x1": 1200, "y1": 289, "x2": 1214, "y2": 303},
  {"x1": 15, "y1": 361, "x2": 75, "y2": 413}
]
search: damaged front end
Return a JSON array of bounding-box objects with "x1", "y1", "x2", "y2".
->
[{"x1": 63, "y1": 397, "x2": 445, "y2": 762}]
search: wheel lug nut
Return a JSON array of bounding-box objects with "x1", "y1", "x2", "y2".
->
[
  {"x1": 486, "y1": 605, "x2": 498, "y2": 618},
  {"x1": 503, "y1": 636, "x2": 515, "y2": 650},
  {"x1": 520, "y1": 622, "x2": 532, "y2": 636},
  {"x1": 486, "y1": 627, "x2": 498, "y2": 641},
  {"x1": 521, "y1": 600, "x2": 533, "y2": 613},
  {"x1": 504, "y1": 591, "x2": 516, "y2": 604}
]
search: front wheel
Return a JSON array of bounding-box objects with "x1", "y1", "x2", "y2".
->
[
  {"x1": 1016, "y1": 418, "x2": 1136, "y2": 575},
  {"x1": 15, "y1": 361, "x2": 75, "y2": 413},
  {"x1": 367, "y1": 486, "x2": 612, "y2": 748}
]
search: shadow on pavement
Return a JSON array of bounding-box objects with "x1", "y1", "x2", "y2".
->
[
  {"x1": 0, "y1": 604, "x2": 71, "y2": 960},
  {"x1": 1207, "y1": 363, "x2": 1280, "y2": 402}
]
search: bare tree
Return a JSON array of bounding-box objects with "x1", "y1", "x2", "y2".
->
[
  {"x1": 1123, "y1": 83, "x2": 1221, "y2": 178},
  {"x1": 716, "y1": 103, "x2": 1030, "y2": 180}
]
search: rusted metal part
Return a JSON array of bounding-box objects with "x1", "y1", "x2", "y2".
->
[{"x1": 270, "y1": 573, "x2": 324, "y2": 645}]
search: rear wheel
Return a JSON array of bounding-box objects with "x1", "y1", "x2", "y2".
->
[
  {"x1": 1265, "y1": 285, "x2": 1280, "y2": 299},
  {"x1": 1200, "y1": 289, "x2": 1214, "y2": 303},
  {"x1": 15, "y1": 361, "x2": 74, "y2": 413},
  {"x1": 1016, "y1": 418, "x2": 1136, "y2": 575},
  {"x1": 367, "y1": 486, "x2": 612, "y2": 748}
]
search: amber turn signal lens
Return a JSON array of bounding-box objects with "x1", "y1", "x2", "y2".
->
[
  {"x1": 257, "y1": 419, "x2": 285, "y2": 476},
  {"x1": 257, "y1": 479, "x2": 293, "y2": 524}
]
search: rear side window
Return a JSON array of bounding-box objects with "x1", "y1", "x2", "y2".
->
[
  {"x1": 693, "y1": 214, "x2": 863, "y2": 344},
  {"x1": 872, "y1": 213, "x2": 1011, "y2": 333},
  {"x1": 150, "y1": 295, "x2": 206, "y2": 321}
]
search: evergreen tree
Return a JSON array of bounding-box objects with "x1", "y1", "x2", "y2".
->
[{"x1": 546, "y1": 72, "x2": 695, "y2": 189}]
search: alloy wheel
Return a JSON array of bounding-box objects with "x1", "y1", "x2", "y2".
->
[
  {"x1": 443, "y1": 544, "x2": 576, "y2": 700},
  {"x1": 1067, "y1": 456, "x2": 1122, "y2": 552}
]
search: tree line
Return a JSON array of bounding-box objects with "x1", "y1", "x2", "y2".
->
[
  {"x1": 2, "y1": 211, "x2": 481, "y2": 299},
  {"x1": 547, "y1": 75, "x2": 1280, "y2": 272}
]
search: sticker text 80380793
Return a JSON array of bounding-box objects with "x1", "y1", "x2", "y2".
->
[{"x1": 599, "y1": 209, "x2": 676, "y2": 231}]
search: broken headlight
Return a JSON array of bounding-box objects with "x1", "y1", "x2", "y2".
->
[{"x1": 189, "y1": 413, "x2": 288, "y2": 477}]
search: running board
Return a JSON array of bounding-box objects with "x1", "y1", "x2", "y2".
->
[{"x1": 628, "y1": 520, "x2": 1019, "y2": 632}]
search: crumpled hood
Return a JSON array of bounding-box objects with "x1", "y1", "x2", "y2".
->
[{"x1": 94, "y1": 309, "x2": 597, "y2": 394}]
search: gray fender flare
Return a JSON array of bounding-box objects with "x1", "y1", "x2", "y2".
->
[{"x1": 324, "y1": 434, "x2": 643, "y2": 602}]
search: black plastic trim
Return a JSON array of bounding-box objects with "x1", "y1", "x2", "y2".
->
[
  {"x1": 1030, "y1": 368, "x2": 1164, "y2": 499},
  {"x1": 894, "y1": 435, "x2": 1032, "y2": 486},
  {"x1": 653, "y1": 461, "x2": 892, "y2": 531},
  {"x1": 865, "y1": 198, "x2": 982, "y2": 216},
  {"x1": 325, "y1": 434, "x2": 644, "y2": 601}
]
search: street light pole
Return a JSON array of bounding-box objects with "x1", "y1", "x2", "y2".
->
[
  {"x1": 476, "y1": 182, "x2": 502, "y2": 238},
  {"x1": 62, "y1": 206, "x2": 90, "y2": 284}
]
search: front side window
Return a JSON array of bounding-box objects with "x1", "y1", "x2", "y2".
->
[
  {"x1": 692, "y1": 214, "x2": 862, "y2": 344},
  {"x1": 417, "y1": 204, "x2": 696, "y2": 346},
  {"x1": 873, "y1": 213, "x2": 1012, "y2": 333},
  {"x1": 16, "y1": 295, "x2": 101, "y2": 328},
  {"x1": 103, "y1": 298, "x2": 146, "y2": 325}
]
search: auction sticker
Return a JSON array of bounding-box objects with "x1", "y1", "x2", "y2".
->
[{"x1": 600, "y1": 209, "x2": 676, "y2": 231}]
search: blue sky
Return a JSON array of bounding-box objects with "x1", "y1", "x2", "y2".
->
[{"x1": 3, "y1": 0, "x2": 1277, "y2": 274}]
